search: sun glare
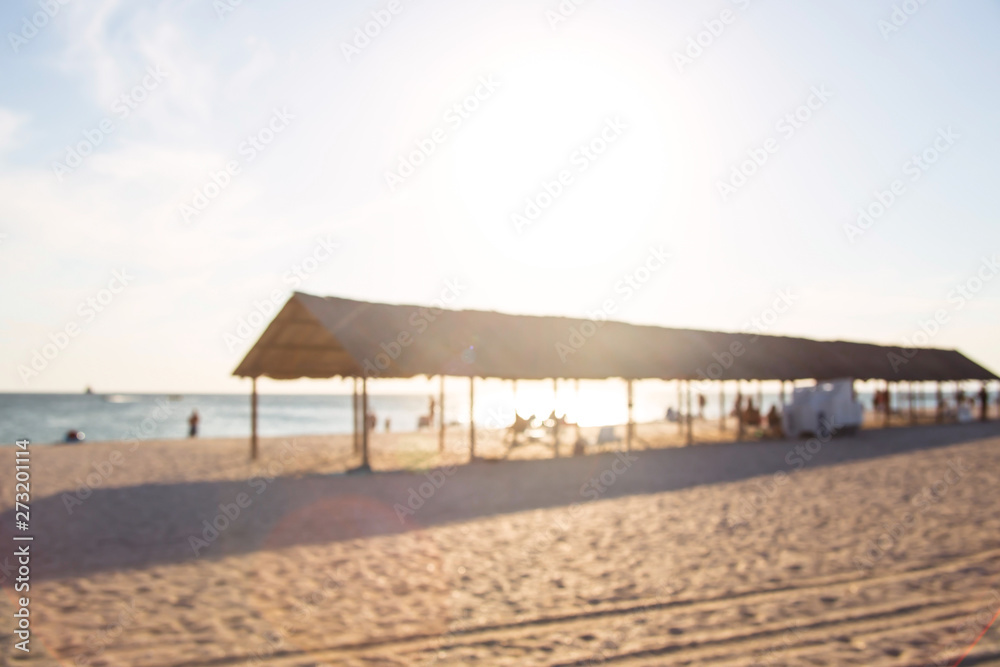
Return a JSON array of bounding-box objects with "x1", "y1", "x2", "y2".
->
[{"x1": 444, "y1": 41, "x2": 680, "y2": 269}]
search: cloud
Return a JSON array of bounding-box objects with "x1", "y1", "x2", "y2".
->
[{"x1": 0, "y1": 108, "x2": 30, "y2": 157}]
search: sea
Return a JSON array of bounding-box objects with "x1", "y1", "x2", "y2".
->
[
  {"x1": 0, "y1": 393, "x2": 426, "y2": 446},
  {"x1": 0, "y1": 385, "x2": 985, "y2": 446}
]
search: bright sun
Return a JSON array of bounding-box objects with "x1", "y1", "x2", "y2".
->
[{"x1": 441, "y1": 41, "x2": 684, "y2": 269}]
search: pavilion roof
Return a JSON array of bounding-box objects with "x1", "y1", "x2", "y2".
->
[{"x1": 232, "y1": 292, "x2": 998, "y2": 383}]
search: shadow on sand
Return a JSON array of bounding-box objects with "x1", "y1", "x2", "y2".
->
[{"x1": 12, "y1": 421, "x2": 1000, "y2": 582}]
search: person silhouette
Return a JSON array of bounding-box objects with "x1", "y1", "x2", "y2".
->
[{"x1": 188, "y1": 409, "x2": 200, "y2": 438}]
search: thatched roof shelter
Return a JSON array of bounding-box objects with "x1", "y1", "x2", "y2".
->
[
  {"x1": 234, "y1": 292, "x2": 997, "y2": 383},
  {"x1": 232, "y1": 292, "x2": 996, "y2": 464}
]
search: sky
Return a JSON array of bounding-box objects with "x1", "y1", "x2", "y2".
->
[{"x1": 1, "y1": 0, "x2": 998, "y2": 395}]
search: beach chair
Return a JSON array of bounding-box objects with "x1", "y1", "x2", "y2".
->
[{"x1": 507, "y1": 414, "x2": 530, "y2": 444}]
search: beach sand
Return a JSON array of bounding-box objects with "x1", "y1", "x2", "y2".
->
[{"x1": 1, "y1": 421, "x2": 999, "y2": 666}]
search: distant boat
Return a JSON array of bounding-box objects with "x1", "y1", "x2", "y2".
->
[
  {"x1": 168, "y1": 394, "x2": 183, "y2": 401},
  {"x1": 103, "y1": 394, "x2": 135, "y2": 404},
  {"x1": 84, "y1": 386, "x2": 93, "y2": 394}
]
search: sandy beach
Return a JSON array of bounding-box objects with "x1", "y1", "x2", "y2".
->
[
  {"x1": 7, "y1": 0, "x2": 1000, "y2": 664},
  {"x1": 1, "y1": 421, "x2": 999, "y2": 666}
]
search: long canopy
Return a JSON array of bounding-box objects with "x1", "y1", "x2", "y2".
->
[{"x1": 233, "y1": 292, "x2": 998, "y2": 383}]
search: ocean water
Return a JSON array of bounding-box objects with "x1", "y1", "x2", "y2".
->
[
  {"x1": 0, "y1": 393, "x2": 426, "y2": 446},
  {"x1": 1, "y1": 385, "x2": 985, "y2": 446},
  {"x1": 2, "y1": 388, "x2": 699, "y2": 445}
]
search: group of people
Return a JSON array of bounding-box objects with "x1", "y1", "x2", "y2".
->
[
  {"x1": 874, "y1": 385, "x2": 994, "y2": 423},
  {"x1": 732, "y1": 396, "x2": 762, "y2": 426},
  {"x1": 732, "y1": 397, "x2": 780, "y2": 427},
  {"x1": 732, "y1": 395, "x2": 783, "y2": 436},
  {"x1": 171, "y1": 384, "x2": 995, "y2": 450},
  {"x1": 950, "y1": 385, "x2": 993, "y2": 422},
  {"x1": 63, "y1": 429, "x2": 86, "y2": 443},
  {"x1": 665, "y1": 394, "x2": 710, "y2": 422},
  {"x1": 872, "y1": 389, "x2": 890, "y2": 414},
  {"x1": 665, "y1": 394, "x2": 783, "y2": 436},
  {"x1": 507, "y1": 411, "x2": 571, "y2": 443}
]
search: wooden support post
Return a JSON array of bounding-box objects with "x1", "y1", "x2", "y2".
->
[
  {"x1": 884, "y1": 381, "x2": 891, "y2": 427},
  {"x1": 438, "y1": 375, "x2": 445, "y2": 453},
  {"x1": 905, "y1": 381, "x2": 910, "y2": 424},
  {"x1": 361, "y1": 376, "x2": 369, "y2": 469},
  {"x1": 981, "y1": 381, "x2": 989, "y2": 422},
  {"x1": 719, "y1": 381, "x2": 725, "y2": 431},
  {"x1": 469, "y1": 376, "x2": 476, "y2": 460},
  {"x1": 756, "y1": 381, "x2": 763, "y2": 416},
  {"x1": 574, "y1": 379, "x2": 581, "y2": 440},
  {"x1": 926, "y1": 381, "x2": 932, "y2": 421},
  {"x1": 935, "y1": 381, "x2": 943, "y2": 423},
  {"x1": 553, "y1": 378, "x2": 560, "y2": 458},
  {"x1": 737, "y1": 380, "x2": 745, "y2": 441},
  {"x1": 919, "y1": 381, "x2": 924, "y2": 422},
  {"x1": 909, "y1": 381, "x2": 916, "y2": 425},
  {"x1": 626, "y1": 379, "x2": 634, "y2": 452},
  {"x1": 676, "y1": 380, "x2": 683, "y2": 436},
  {"x1": 686, "y1": 380, "x2": 693, "y2": 446},
  {"x1": 511, "y1": 378, "x2": 518, "y2": 447},
  {"x1": 352, "y1": 377, "x2": 359, "y2": 455},
  {"x1": 512, "y1": 378, "x2": 518, "y2": 412},
  {"x1": 250, "y1": 377, "x2": 259, "y2": 461}
]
